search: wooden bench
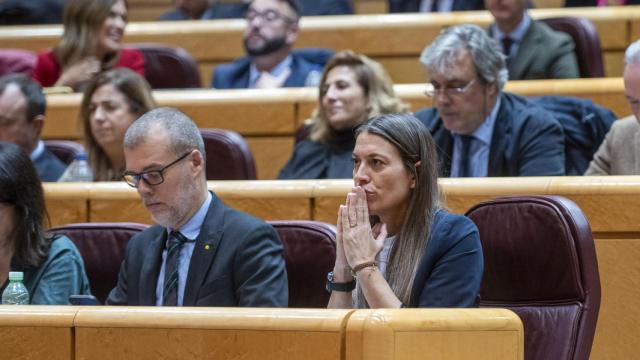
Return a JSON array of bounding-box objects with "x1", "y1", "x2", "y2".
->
[
  {"x1": 42, "y1": 176, "x2": 640, "y2": 360},
  {"x1": 1, "y1": 6, "x2": 638, "y2": 84},
  {"x1": 42, "y1": 77, "x2": 629, "y2": 179}
]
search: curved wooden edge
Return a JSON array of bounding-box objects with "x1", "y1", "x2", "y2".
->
[
  {"x1": 0, "y1": 305, "x2": 78, "y2": 326},
  {"x1": 74, "y1": 307, "x2": 354, "y2": 330}
]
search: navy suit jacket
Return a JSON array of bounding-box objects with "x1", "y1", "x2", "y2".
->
[
  {"x1": 409, "y1": 210, "x2": 483, "y2": 307},
  {"x1": 388, "y1": 0, "x2": 484, "y2": 12},
  {"x1": 34, "y1": 148, "x2": 66, "y2": 182},
  {"x1": 212, "y1": 49, "x2": 332, "y2": 89},
  {"x1": 415, "y1": 92, "x2": 566, "y2": 177},
  {"x1": 106, "y1": 192, "x2": 288, "y2": 307}
]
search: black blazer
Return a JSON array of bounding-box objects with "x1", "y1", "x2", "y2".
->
[
  {"x1": 106, "y1": 192, "x2": 288, "y2": 307},
  {"x1": 415, "y1": 92, "x2": 566, "y2": 177}
]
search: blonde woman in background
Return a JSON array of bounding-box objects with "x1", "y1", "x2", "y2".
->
[{"x1": 278, "y1": 50, "x2": 409, "y2": 179}]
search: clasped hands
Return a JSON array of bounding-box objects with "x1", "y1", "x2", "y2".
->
[{"x1": 335, "y1": 186, "x2": 388, "y2": 275}]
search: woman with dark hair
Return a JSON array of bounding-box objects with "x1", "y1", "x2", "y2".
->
[
  {"x1": 0, "y1": 142, "x2": 91, "y2": 304},
  {"x1": 278, "y1": 50, "x2": 409, "y2": 179},
  {"x1": 80, "y1": 68, "x2": 156, "y2": 181},
  {"x1": 32, "y1": 0, "x2": 144, "y2": 91},
  {"x1": 326, "y1": 113, "x2": 483, "y2": 308}
]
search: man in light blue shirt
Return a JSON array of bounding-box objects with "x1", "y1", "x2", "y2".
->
[
  {"x1": 415, "y1": 24, "x2": 565, "y2": 177},
  {"x1": 107, "y1": 107, "x2": 288, "y2": 307}
]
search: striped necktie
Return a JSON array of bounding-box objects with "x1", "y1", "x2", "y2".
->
[
  {"x1": 459, "y1": 134, "x2": 475, "y2": 177},
  {"x1": 162, "y1": 230, "x2": 188, "y2": 306}
]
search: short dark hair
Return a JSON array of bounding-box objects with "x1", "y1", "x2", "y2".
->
[
  {"x1": 0, "y1": 73, "x2": 46, "y2": 122},
  {"x1": 0, "y1": 141, "x2": 51, "y2": 268}
]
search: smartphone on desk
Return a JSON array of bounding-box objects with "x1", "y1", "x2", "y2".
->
[{"x1": 68, "y1": 294, "x2": 100, "y2": 306}]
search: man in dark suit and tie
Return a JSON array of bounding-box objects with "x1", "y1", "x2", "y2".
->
[
  {"x1": 415, "y1": 24, "x2": 565, "y2": 177},
  {"x1": 388, "y1": 0, "x2": 484, "y2": 13},
  {"x1": 106, "y1": 107, "x2": 288, "y2": 307},
  {"x1": 211, "y1": 0, "x2": 331, "y2": 89},
  {"x1": 485, "y1": 0, "x2": 579, "y2": 80},
  {"x1": 0, "y1": 74, "x2": 66, "y2": 182}
]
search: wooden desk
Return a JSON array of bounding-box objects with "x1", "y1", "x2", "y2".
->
[
  {"x1": 43, "y1": 77, "x2": 629, "y2": 180},
  {"x1": 41, "y1": 176, "x2": 640, "y2": 360},
  {"x1": 0, "y1": 6, "x2": 636, "y2": 84},
  {"x1": 0, "y1": 306, "x2": 77, "y2": 360}
]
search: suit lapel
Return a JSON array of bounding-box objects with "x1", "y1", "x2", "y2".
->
[
  {"x1": 182, "y1": 193, "x2": 225, "y2": 306},
  {"x1": 139, "y1": 227, "x2": 166, "y2": 305},
  {"x1": 488, "y1": 96, "x2": 509, "y2": 176},
  {"x1": 510, "y1": 22, "x2": 541, "y2": 79}
]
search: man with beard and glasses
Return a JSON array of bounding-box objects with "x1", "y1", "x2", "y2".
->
[
  {"x1": 106, "y1": 107, "x2": 288, "y2": 307},
  {"x1": 415, "y1": 24, "x2": 565, "y2": 177},
  {"x1": 211, "y1": 0, "x2": 333, "y2": 89}
]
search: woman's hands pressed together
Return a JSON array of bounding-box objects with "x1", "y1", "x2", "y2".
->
[{"x1": 340, "y1": 186, "x2": 387, "y2": 270}]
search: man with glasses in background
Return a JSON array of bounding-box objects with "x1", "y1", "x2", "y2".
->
[
  {"x1": 415, "y1": 24, "x2": 565, "y2": 177},
  {"x1": 106, "y1": 107, "x2": 288, "y2": 307},
  {"x1": 211, "y1": 0, "x2": 332, "y2": 89}
]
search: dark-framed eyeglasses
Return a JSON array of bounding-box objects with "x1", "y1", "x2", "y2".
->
[
  {"x1": 424, "y1": 78, "x2": 477, "y2": 98},
  {"x1": 245, "y1": 9, "x2": 295, "y2": 23},
  {"x1": 122, "y1": 151, "x2": 191, "y2": 188}
]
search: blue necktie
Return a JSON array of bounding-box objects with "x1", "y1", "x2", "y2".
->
[
  {"x1": 163, "y1": 231, "x2": 188, "y2": 306},
  {"x1": 459, "y1": 135, "x2": 474, "y2": 177}
]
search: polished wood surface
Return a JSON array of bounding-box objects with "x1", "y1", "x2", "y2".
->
[
  {"x1": 1, "y1": 6, "x2": 637, "y2": 83},
  {"x1": 42, "y1": 176, "x2": 640, "y2": 360},
  {"x1": 43, "y1": 78, "x2": 630, "y2": 180},
  {"x1": 346, "y1": 309, "x2": 523, "y2": 360},
  {"x1": 0, "y1": 306, "x2": 77, "y2": 360}
]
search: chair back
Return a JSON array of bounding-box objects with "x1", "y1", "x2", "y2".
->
[
  {"x1": 540, "y1": 17, "x2": 604, "y2": 78},
  {"x1": 48, "y1": 222, "x2": 149, "y2": 304},
  {"x1": 0, "y1": 48, "x2": 37, "y2": 76},
  {"x1": 44, "y1": 140, "x2": 86, "y2": 165},
  {"x1": 465, "y1": 195, "x2": 600, "y2": 360},
  {"x1": 200, "y1": 128, "x2": 257, "y2": 180},
  {"x1": 129, "y1": 43, "x2": 201, "y2": 88},
  {"x1": 269, "y1": 221, "x2": 336, "y2": 308}
]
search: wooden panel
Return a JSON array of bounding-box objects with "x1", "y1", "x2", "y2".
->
[
  {"x1": 604, "y1": 51, "x2": 625, "y2": 78},
  {"x1": 246, "y1": 136, "x2": 295, "y2": 180},
  {"x1": 590, "y1": 238, "x2": 640, "y2": 360},
  {"x1": 74, "y1": 307, "x2": 352, "y2": 360},
  {"x1": 0, "y1": 306, "x2": 77, "y2": 360},
  {"x1": 44, "y1": 182, "x2": 91, "y2": 225},
  {"x1": 346, "y1": 309, "x2": 523, "y2": 360}
]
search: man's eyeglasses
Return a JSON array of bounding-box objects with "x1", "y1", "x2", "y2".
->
[
  {"x1": 122, "y1": 151, "x2": 191, "y2": 188},
  {"x1": 424, "y1": 78, "x2": 477, "y2": 98},
  {"x1": 245, "y1": 9, "x2": 295, "y2": 23}
]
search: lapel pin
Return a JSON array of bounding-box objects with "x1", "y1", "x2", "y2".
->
[{"x1": 204, "y1": 244, "x2": 210, "y2": 251}]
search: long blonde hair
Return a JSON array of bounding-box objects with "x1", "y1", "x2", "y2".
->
[
  {"x1": 54, "y1": 0, "x2": 126, "y2": 70},
  {"x1": 80, "y1": 68, "x2": 156, "y2": 181},
  {"x1": 309, "y1": 50, "x2": 409, "y2": 143}
]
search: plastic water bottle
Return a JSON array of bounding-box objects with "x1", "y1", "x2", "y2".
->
[
  {"x1": 2, "y1": 272, "x2": 29, "y2": 305},
  {"x1": 58, "y1": 153, "x2": 93, "y2": 182}
]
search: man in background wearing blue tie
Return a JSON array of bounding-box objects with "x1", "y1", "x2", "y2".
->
[
  {"x1": 414, "y1": 24, "x2": 565, "y2": 177},
  {"x1": 106, "y1": 107, "x2": 288, "y2": 307}
]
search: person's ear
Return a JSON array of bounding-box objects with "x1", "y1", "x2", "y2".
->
[
  {"x1": 286, "y1": 21, "x2": 299, "y2": 45},
  {"x1": 191, "y1": 150, "x2": 205, "y2": 177},
  {"x1": 410, "y1": 160, "x2": 421, "y2": 189},
  {"x1": 31, "y1": 115, "x2": 44, "y2": 137}
]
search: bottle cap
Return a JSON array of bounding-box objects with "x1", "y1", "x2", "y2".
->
[
  {"x1": 75, "y1": 153, "x2": 88, "y2": 161},
  {"x1": 8, "y1": 272, "x2": 23, "y2": 281}
]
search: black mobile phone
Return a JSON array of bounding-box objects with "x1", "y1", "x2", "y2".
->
[{"x1": 68, "y1": 294, "x2": 101, "y2": 306}]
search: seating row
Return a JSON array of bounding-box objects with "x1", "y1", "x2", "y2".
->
[
  {"x1": 0, "y1": 306, "x2": 523, "y2": 360},
  {"x1": 42, "y1": 177, "x2": 640, "y2": 360},
  {"x1": 42, "y1": 77, "x2": 629, "y2": 179},
  {"x1": 0, "y1": 6, "x2": 638, "y2": 82}
]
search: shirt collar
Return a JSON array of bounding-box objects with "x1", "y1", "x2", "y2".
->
[
  {"x1": 30, "y1": 140, "x2": 45, "y2": 161},
  {"x1": 249, "y1": 55, "x2": 293, "y2": 87},
  {"x1": 458, "y1": 96, "x2": 501, "y2": 146},
  {"x1": 167, "y1": 191, "x2": 212, "y2": 241},
  {"x1": 491, "y1": 13, "x2": 531, "y2": 42}
]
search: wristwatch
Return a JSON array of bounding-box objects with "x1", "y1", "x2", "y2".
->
[{"x1": 325, "y1": 271, "x2": 356, "y2": 293}]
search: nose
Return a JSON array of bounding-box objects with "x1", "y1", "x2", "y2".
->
[
  {"x1": 93, "y1": 106, "x2": 106, "y2": 124},
  {"x1": 325, "y1": 85, "x2": 338, "y2": 101},
  {"x1": 434, "y1": 90, "x2": 451, "y2": 105},
  {"x1": 353, "y1": 163, "x2": 370, "y2": 186},
  {"x1": 136, "y1": 178, "x2": 153, "y2": 196}
]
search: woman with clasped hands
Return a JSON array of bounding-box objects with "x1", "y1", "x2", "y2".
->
[{"x1": 327, "y1": 113, "x2": 483, "y2": 308}]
